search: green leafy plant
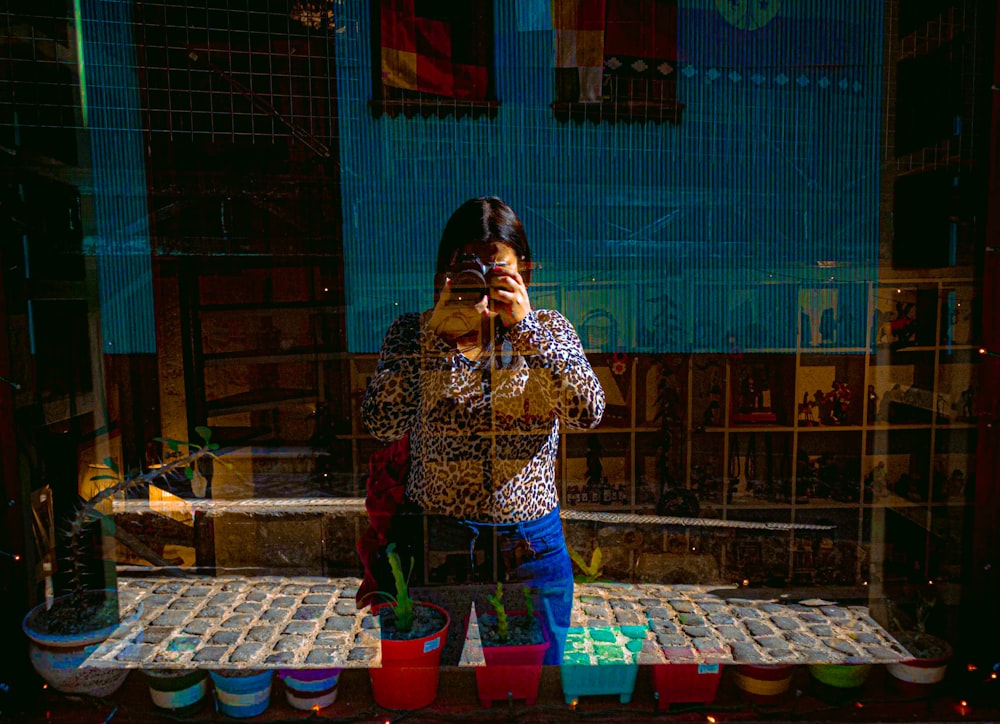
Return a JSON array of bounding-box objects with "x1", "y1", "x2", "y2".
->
[
  {"x1": 886, "y1": 583, "x2": 940, "y2": 635},
  {"x1": 523, "y1": 586, "x2": 534, "y2": 619},
  {"x1": 486, "y1": 582, "x2": 508, "y2": 642},
  {"x1": 478, "y1": 584, "x2": 544, "y2": 649},
  {"x1": 359, "y1": 543, "x2": 416, "y2": 634},
  {"x1": 568, "y1": 545, "x2": 603, "y2": 583},
  {"x1": 35, "y1": 428, "x2": 228, "y2": 636},
  {"x1": 385, "y1": 543, "x2": 415, "y2": 633}
]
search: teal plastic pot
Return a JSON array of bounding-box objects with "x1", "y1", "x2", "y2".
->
[{"x1": 209, "y1": 670, "x2": 273, "y2": 718}]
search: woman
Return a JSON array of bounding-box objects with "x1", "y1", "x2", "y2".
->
[{"x1": 361, "y1": 197, "x2": 605, "y2": 663}]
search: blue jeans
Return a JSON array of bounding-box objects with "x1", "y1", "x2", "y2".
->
[
  {"x1": 381, "y1": 506, "x2": 573, "y2": 665},
  {"x1": 459, "y1": 507, "x2": 573, "y2": 665}
]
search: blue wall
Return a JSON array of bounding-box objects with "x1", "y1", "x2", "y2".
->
[{"x1": 336, "y1": 1, "x2": 883, "y2": 353}]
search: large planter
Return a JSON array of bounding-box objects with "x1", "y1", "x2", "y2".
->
[
  {"x1": 278, "y1": 668, "x2": 342, "y2": 711},
  {"x1": 651, "y1": 662, "x2": 724, "y2": 708},
  {"x1": 732, "y1": 664, "x2": 795, "y2": 703},
  {"x1": 143, "y1": 669, "x2": 209, "y2": 715},
  {"x1": 471, "y1": 610, "x2": 550, "y2": 708},
  {"x1": 21, "y1": 590, "x2": 142, "y2": 697},
  {"x1": 209, "y1": 670, "x2": 273, "y2": 718},
  {"x1": 369, "y1": 601, "x2": 450, "y2": 710},
  {"x1": 886, "y1": 632, "x2": 953, "y2": 696}
]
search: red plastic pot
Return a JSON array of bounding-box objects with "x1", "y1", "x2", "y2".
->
[
  {"x1": 650, "y1": 646, "x2": 726, "y2": 709},
  {"x1": 887, "y1": 632, "x2": 953, "y2": 696},
  {"x1": 369, "y1": 602, "x2": 450, "y2": 710},
  {"x1": 470, "y1": 610, "x2": 550, "y2": 708},
  {"x1": 651, "y1": 662, "x2": 724, "y2": 708}
]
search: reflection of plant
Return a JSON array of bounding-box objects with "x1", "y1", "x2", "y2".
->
[
  {"x1": 568, "y1": 546, "x2": 603, "y2": 583},
  {"x1": 41, "y1": 428, "x2": 226, "y2": 636},
  {"x1": 887, "y1": 585, "x2": 951, "y2": 661},
  {"x1": 887, "y1": 584, "x2": 940, "y2": 634}
]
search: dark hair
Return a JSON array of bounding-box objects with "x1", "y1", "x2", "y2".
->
[{"x1": 435, "y1": 197, "x2": 532, "y2": 286}]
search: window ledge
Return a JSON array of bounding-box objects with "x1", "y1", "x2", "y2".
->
[
  {"x1": 551, "y1": 100, "x2": 685, "y2": 125},
  {"x1": 369, "y1": 99, "x2": 500, "y2": 121}
]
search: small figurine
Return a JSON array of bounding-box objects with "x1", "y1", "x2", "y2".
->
[
  {"x1": 799, "y1": 391, "x2": 816, "y2": 425},
  {"x1": 947, "y1": 469, "x2": 966, "y2": 500},
  {"x1": 867, "y1": 385, "x2": 878, "y2": 422},
  {"x1": 832, "y1": 380, "x2": 851, "y2": 425},
  {"x1": 959, "y1": 386, "x2": 975, "y2": 420},
  {"x1": 871, "y1": 461, "x2": 889, "y2": 499},
  {"x1": 879, "y1": 383, "x2": 904, "y2": 422},
  {"x1": 814, "y1": 389, "x2": 829, "y2": 423}
]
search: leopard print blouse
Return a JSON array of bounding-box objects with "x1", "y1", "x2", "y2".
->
[{"x1": 362, "y1": 309, "x2": 606, "y2": 523}]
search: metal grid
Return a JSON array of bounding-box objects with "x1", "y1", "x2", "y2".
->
[
  {"x1": 0, "y1": 3, "x2": 83, "y2": 161},
  {"x1": 134, "y1": 0, "x2": 334, "y2": 148}
]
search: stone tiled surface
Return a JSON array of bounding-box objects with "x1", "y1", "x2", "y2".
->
[
  {"x1": 567, "y1": 583, "x2": 912, "y2": 666},
  {"x1": 87, "y1": 577, "x2": 912, "y2": 670},
  {"x1": 90, "y1": 577, "x2": 379, "y2": 670}
]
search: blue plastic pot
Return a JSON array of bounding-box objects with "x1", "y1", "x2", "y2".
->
[{"x1": 209, "y1": 670, "x2": 273, "y2": 718}]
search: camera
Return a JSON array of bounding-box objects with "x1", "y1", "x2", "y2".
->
[{"x1": 448, "y1": 253, "x2": 507, "y2": 303}]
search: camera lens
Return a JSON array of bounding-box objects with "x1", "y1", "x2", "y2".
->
[{"x1": 448, "y1": 254, "x2": 488, "y2": 303}]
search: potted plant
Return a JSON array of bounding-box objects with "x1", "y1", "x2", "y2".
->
[
  {"x1": 886, "y1": 586, "x2": 953, "y2": 695},
  {"x1": 807, "y1": 661, "x2": 873, "y2": 702},
  {"x1": 278, "y1": 667, "x2": 342, "y2": 711},
  {"x1": 732, "y1": 663, "x2": 796, "y2": 703},
  {"x1": 142, "y1": 667, "x2": 210, "y2": 715},
  {"x1": 209, "y1": 669, "x2": 274, "y2": 718},
  {"x1": 365, "y1": 543, "x2": 450, "y2": 710},
  {"x1": 471, "y1": 583, "x2": 550, "y2": 708},
  {"x1": 21, "y1": 428, "x2": 225, "y2": 696}
]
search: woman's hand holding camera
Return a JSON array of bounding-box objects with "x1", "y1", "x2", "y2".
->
[
  {"x1": 428, "y1": 266, "x2": 530, "y2": 332},
  {"x1": 425, "y1": 277, "x2": 482, "y2": 341},
  {"x1": 489, "y1": 266, "x2": 531, "y2": 327}
]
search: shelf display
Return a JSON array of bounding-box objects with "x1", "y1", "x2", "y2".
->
[{"x1": 339, "y1": 276, "x2": 980, "y2": 591}]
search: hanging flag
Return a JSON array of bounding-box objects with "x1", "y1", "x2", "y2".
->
[
  {"x1": 603, "y1": 0, "x2": 678, "y2": 103},
  {"x1": 551, "y1": 0, "x2": 606, "y2": 102},
  {"x1": 552, "y1": 0, "x2": 679, "y2": 105},
  {"x1": 379, "y1": 0, "x2": 492, "y2": 99}
]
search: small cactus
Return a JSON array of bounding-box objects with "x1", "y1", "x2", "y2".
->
[{"x1": 487, "y1": 582, "x2": 508, "y2": 642}]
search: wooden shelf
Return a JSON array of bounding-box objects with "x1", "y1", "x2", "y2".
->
[
  {"x1": 199, "y1": 300, "x2": 341, "y2": 313},
  {"x1": 203, "y1": 348, "x2": 345, "y2": 365},
  {"x1": 206, "y1": 388, "x2": 319, "y2": 415}
]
